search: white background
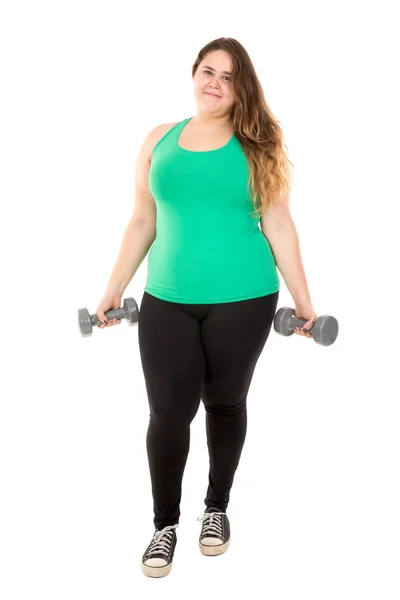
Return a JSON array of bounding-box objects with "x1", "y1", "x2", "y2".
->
[{"x1": 1, "y1": 0, "x2": 399, "y2": 598}]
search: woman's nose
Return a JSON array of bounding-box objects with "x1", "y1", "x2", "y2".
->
[{"x1": 209, "y1": 75, "x2": 220, "y2": 87}]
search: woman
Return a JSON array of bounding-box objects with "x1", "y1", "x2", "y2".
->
[{"x1": 96, "y1": 37, "x2": 317, "y2": 578}]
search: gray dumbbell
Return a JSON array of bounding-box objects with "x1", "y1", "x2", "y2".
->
[
  {"x1": 78, "y1": 297, "x2": 139, "y2": 337},
  {"x1": 273, "y1": 307, "x2": 339, "y2": 346}
]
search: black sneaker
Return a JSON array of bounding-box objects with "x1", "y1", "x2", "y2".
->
[
  {"x1": 197, "y1": 507, "x2": 231, "y2": 556},
  {"x1": 141, "y1": 524, "x2": 178, "y2": 578}
]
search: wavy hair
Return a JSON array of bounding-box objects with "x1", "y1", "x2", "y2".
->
[{"x1": 192, "y1": 37, "x2": 294, "y2": 219}]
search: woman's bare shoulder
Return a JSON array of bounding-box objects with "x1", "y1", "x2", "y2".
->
[{"x1": 147, "y1": 122, "x2": 180, "y2": 160}]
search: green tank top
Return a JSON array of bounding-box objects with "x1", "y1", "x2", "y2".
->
[{"x1": 144, "y1": 117, "x2": 280, "y2": 303}]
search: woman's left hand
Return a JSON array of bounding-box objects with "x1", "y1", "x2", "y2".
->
[{"x1": 293, "y1": 304, "x2": 318, "y2": 339}]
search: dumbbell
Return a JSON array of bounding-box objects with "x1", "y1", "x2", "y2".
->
[
  {"x1": 78, "y1": 297, "x2": 139, "y2": 337},
  {"x1": 273, "y1": 307, "x2": 339, "y2": 346}
]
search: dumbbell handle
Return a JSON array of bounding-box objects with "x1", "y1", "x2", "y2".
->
[
  {"x1": 91, "y1": 307, "x2": 126, "y2": 327},
  {"x1": 287, "y1": 315, "x2": 315, "y2": 331}
]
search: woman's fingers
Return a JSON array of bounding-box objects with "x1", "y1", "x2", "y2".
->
[
  {"x1": 99, "y1": 318, "x2": 121, "y2": 328},
  {"x1": 303, "y1": 320, "x2": 314, "y2": 337},
  {"x1": 294, "y1": 326, "x2": 313, "y2": 338},
  {"x1": 108, "y1": 319, "x2": 121, "y2": 326}
]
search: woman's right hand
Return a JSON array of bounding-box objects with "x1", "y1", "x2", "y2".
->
[{"x1": 95, "y1": 293, "x2": 123, "y2": 329}]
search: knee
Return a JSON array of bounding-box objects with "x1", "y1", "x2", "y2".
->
[
  {"x1": 202, "y1": 398, "x2": 246, "y2": 418},
  {"x1": 148, "y1": 403, "x2": 197, "y2": 427}
]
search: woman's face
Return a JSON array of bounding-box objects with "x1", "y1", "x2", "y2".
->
[{"x1": 193, "y1": 50, "x2": 236, "y2": 118}]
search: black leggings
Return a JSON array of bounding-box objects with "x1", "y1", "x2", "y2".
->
[{"x1": 138, "y1": 290, "x2": 279, "y2": 529}]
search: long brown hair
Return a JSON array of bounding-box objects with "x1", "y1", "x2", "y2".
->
[{"x1": 192, "y1": 37, "x2": 294, "y2": 219}]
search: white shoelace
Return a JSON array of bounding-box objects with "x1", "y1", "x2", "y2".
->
[
  {"x1": 148, "y1": 524, "x2": 178, "y2": 556},
  {"x1": 197, "y1": 511, "x2": 225, "y2": 537}
]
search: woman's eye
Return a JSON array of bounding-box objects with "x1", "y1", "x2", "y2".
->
[{"x1": 204, "y1": 70, "x2": 231, "y2": 81}]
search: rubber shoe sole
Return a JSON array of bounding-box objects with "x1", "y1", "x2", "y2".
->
[
  {"x1": 141, "y1": 561, "x2": 173, "y2": 578},
  {"x1": 199, "y1": 538, "x2": 231, "y2": 556}
]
